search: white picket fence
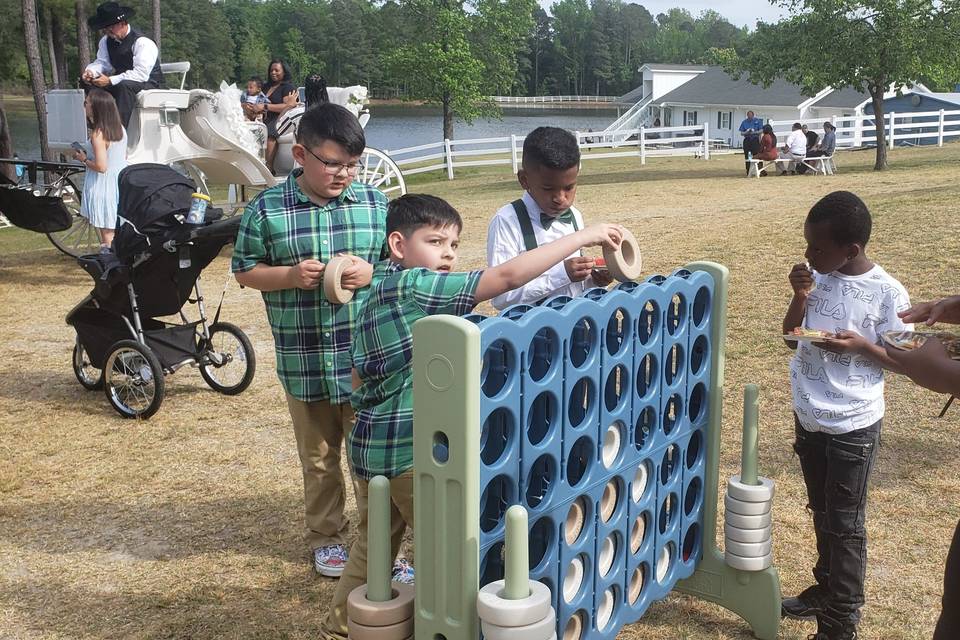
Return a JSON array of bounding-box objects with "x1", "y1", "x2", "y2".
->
[
  {"x1": 490, "y1": 95, "x2": 619, "y2": 104},
  {"x1": 769, "y1": 109, "x2": 960, "y2": 149},
  {"x1": 382, "y1": 124, "x2": 735, "y2": 180}
]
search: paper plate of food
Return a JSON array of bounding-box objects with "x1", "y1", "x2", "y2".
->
[
  {"x1": 782, "y1": 327, "x2": 836, "y2": 342},
  {"x1": 880, "y1": 330, "x2": 960, "y2": 360}
]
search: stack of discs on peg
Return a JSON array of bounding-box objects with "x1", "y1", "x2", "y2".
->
[
  {"x1": 723, "y1": 475, "x2": 774, "y2": 571},
  {"x1": 347, "y1": 476, "x2": 415, "y2": 639},
  {"x1": 724, "y1": 474, "x2": 774, "y2": 571},
  {"x1": 477, "y1": 505, "x2": 557, "y2": 640}
]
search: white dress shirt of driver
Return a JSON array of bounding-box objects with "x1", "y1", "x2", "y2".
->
[
  {"x1": 783, "y1": 129, "x2": 807, "y2": 156},
  {"x1": 85, "y1": 24, "x2": 159, "y2": 86},
  {"x1": 486, "y1": 190, "x2": 595, "y2": 311}
]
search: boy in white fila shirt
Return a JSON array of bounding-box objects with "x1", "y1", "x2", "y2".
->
[
  {"x1": 486, "y1": 126, "x2": 613, "y2": 311},
  {"x1": 780, "y1": 190, "x2": 912, "y2": 640}
]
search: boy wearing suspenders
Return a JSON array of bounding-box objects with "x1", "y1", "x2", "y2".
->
[{"x1": 486, "y1": 126, "x2": 614, "y2": 311}]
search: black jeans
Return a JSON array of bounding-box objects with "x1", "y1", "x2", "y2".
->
[
  {"x1": 934, "y1": 517, "x2": 960, "y2": 639},
  {"x1": 793, "y1": 416, "x2": 880, "y2": 624},
  {"x1": 83, "y1": 79, "x2": 159, "y2": 128},
  {"x1": 742, "y1": 136, "x2": 761, "y2": 173}
]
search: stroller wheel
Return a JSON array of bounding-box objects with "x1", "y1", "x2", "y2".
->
[
  {"x1": 198, "y1": 322, "x2": 256, "y2": 395},
  {"x1": 103, "y1": 340, "x2": 165, "y2": 419},
  {"x1": 72, "y1": 338, "x2": 103, "y2": 390}
]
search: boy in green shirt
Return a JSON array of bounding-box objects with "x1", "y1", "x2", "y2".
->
[{"x1": 321, "y1": 193, "x2": 623, "y2": 636}]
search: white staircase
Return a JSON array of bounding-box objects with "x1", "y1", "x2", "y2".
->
[{"x1": 602, "y1": 94, "x2": 654, "y2": 142}]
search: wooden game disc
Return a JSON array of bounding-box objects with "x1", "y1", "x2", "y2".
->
[
  {"x1": 599, "y1": 480, "x2": 618, "y2": 522},
  {"x1": 724, "y1": 550, "x2": 773, "y2": 572},
  {"x1": 562, "y1": 556, "x2": 584, "y2": 603},
  {"x1": 725, "y1": 510, "x2": 772, "y2": 530},
  {"x1": 724, "y1": 494, "x2": 771, "y2": 517},
  {"x1": 724, "y1": 537, "x2": 772, "y2": 558},
  {"x1": 724, "y1": 522, "x2": 772, "y2": 544},
  {"x1": 630, "y1": 513, "x2": 647, "y2": 553},
  {"x1": 347, "y1": 615, "x2": 413, "y2": 640},
  {"x1": 564, "y1": 497, "x2": 586, "y2": 546},
  {"x1": 322, "y1": 255, "x2": 354, "y2": 304},
  {"x1": 347, "y1": 582, "x2": 415, "y2": 627},
  {"x1": 563, "y1": 612, "x2": 584, "y2": 640},
  {"x1": 726, "y1": 474, "x2": 775, "y2": 502},
  {"x1": 628, "y1": 565, "x2": 645, "y2": 604},
  {"x1": 603, "y1": 227, "x2": 642, "y2": 282}
]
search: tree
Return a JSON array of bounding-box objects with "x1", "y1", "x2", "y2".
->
[
  {"x1": 551, "y1": 0, "x2": 592, "y2": 94},
  {"x1": 22, "y1": 0, "x2": 50, "y2": 160},
  {"x1": 152, "y1": 0, "x2": 160, "y2": 51},
  {"x1": 76, "y1": 0, "x2": 91, "y2": 70},
  {"x1": 0, "y1": 104, "x2": 15, "y2": 180},
  {"x1": 735, "y1": 0, "x2": 960, "y2": 170}
]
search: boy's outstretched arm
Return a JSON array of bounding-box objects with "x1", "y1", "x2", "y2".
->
[
  {"x1": 474, "y1": 224, "x2": 624, "y2": 304},
  {"x1": 782, "y1": 262, "x2": 813, "y2": 348},
  {"x1": 900, "y1": 295, "x2": 960, "y2": 326}
]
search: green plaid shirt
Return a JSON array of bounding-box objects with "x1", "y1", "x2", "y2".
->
[
  {"x1": 349, "y1": 261, "x2": 482, "y2": 479},
  {"x1": 232, "y1": 170, "x2": 388, "y2": 403}
]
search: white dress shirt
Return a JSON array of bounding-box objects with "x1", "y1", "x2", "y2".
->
[
  {"x1": 486, "y1": 191, "x2": 594, "y2": 311},
  {"x1": 85, "y1": 30, "x2": 159, "y2": 85},
  {"x1": 783, "y1": 130, "x2": 807, "y2": 156}
]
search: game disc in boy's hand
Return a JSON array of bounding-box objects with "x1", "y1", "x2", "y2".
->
[
  {"x1": 322, "y1": 256, "x2": 354, "y2": 304},
  {"x1": 603, "y1": 228, "x2": 642, "y2": 281}
]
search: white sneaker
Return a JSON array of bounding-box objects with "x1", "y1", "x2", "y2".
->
[{"x1": 313, "y1": 544, "x2": 348, "y2": 577}]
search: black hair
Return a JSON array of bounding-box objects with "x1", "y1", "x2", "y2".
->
[
  {"x1": 522, "y1": 126, "x2": 580, "y2": 171},
  {"x1": 806, "y1": 191, "x2": 872, "y2": 246},
  {"x1": 387, "y1": 194, "x2": 463, "y2": 237},
  {"x1": 296, "y1": 103, "x2": 366, "y2": 156},
  {"x1": 265, "y1": 59, "x2": 292, "y2": 85},
  {"x1": 247, "y1": 76, "x2": 263, "y2": 89},
  {"x1": 304, "y1": 73, "x2": 330, "y2": 107},
  {"x1": 792, "y1": 122, "x2": 803, "y2": 130}
]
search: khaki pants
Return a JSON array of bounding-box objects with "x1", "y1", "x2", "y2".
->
[
  {"x1": 285, "y1": 393, "x2": 356, "y2": 551},
  {"x1": 323, "y1": 471, "x2": 415, "y2": 635}
]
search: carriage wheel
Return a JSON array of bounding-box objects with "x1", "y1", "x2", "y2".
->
[
  {"x1": 72, "y1": 337, "x2": 103, "y2": 390},
  {"x1": 198, "y1": 322, "x2": 256, "y2": 395},
  {"x1": 103, "y1": 340, "x2": 165, "y2": 419},
  {"x1": 45, "y1": 177, "x2": 101, "y2": 257},
  {"x1": 357, "y1": 147, "x2": 406, "y2": 196}
]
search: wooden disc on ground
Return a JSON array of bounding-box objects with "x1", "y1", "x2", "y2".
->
[
  {"x1": 347, "y1": 615, "x2": 414, "y2": 640},
  {"x1": 322, "y1": 256, "x2": 354, "y2": 304},
  {"x1": 603, "y1": 227, "x2": 642, "y2": 282},
  {"x1": 347, "y1": 583, "x2": 415, "y2": 627},
  {"x1": 564, "y1": 498, "x2": 586, "y2": 546}
]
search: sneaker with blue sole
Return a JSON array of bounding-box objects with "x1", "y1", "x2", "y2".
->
[
  {"x1": 314, "y1": 544, "x2": 348, "y2": 577},
  {"x1": 391, "y1": 557, "x2": 414, "y2": 584}
]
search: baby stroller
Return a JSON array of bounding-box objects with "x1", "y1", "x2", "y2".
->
[{"x1": 67, "y1": 164, "x2": 256, "y2": 419}]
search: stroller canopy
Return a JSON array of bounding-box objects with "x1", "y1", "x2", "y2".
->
[{"x1": 114, "y1": 164, "x2": 199, "y2": 261}]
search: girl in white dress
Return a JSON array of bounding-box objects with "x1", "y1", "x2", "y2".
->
[{"x1": 72, "y1": 88, "x2": 127, "y2": 250}]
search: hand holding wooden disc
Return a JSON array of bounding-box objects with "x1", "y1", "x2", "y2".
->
[
  {"x1": 603, "y1": 227, "x2": 642, "y2": 282},
  {"x1": 322, "y1": 256, "x2": 354, "y2": 304}
]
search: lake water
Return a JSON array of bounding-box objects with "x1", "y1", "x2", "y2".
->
[{"x1": 4, "y1": 101, "x2": 620, "y2": 159}]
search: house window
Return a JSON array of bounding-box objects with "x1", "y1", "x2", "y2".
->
[
  {"x1": 683, "y1": 110, "x2": 698, "y2": 126},
  {"x1": 717, "y1": 111, "x2": 731, "y2": 130}
]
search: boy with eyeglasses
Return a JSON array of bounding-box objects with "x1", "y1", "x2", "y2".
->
[{"x1": 233, "y1": 103, "x2": 387, "y2": 579}]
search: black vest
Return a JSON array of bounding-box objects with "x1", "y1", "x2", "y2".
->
[{"x1": 106, "y1": 27, "x2": 162, "y2": 86}]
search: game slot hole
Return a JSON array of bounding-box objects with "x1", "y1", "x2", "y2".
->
[
  {"x1": 688, "y1": 383, "x2": 707, "y2": 425},
  {"x1": 562, "y1": 555, "x2": 586, "y2": 603},
  {"x1": 656, "y1": 542, "x2": 675, "y2": 583},
  {"x1": 636, "y1": 353, "x2": 658, "y2": 399},
  {"x1": 637, "y1": 300, "x2": 660, "y2": 345},
  {"x1": 479, "y1": 542, "x2": 505, "y2": 587},
  {"x1": 597, "y1": 533, "x2": 619, "y2": 577},
  {"x1": 599, "y1": 477, "x2": 623, "y2": 523},
  {"x1": 480, "y1": 408, "x2": 513, "y2": 467},
  {"x1": 692, "y1": 286, "x2": 711, "y2": 327},
  {"x1": 665, "y1": 343, "x2": 685, "y2": 386},
  {"x1": 566, "y1": 436, "x2": 593, "y2": 488},
  {"x1": 684, "y1": 476, "x2": 703, "y2": 516},
  {"x1": 658, "y1": 492, "x2": 679, "y2": 535},
  {"x1": 666, "y1": 293, "x2": 687, "y2": 335},
  {"x1": 596, "y1": 586, "x2": 619, "y2": 631},
  {"x1": 601, "y1": 421, "x2": 624, "y2": 469},
  {"x1": 432, "y1": 431, "x2": 449, "y2": 464},
  {"x1": 628, "y1": 565, "x2": 646, "y2": 604},
  {"x1": 690, "y1": 334, "x2": 709, "y2": 376},
  {"x1": 630, "y1": 512, "x2": 648, "y2": 554},
  {"x1": 660, "y1": 444, "x2": 680, "y2": 485},
  {"x1": 634, "y1": 405, "x2": 655, "y2": 451},
  {"x1": 604, "y1": 364, "x2": 629, "y2": 413},
  {"x1": 631, "y1": 460, "x2": 651, "y2": 503},
  {"x1": 564, "y1": 496, "x2": 590, "y2": 546},
  {"x1": 528, "y1": 517, "x2": 553, "y2": 571},
  {"x1": 663, "y1": 393, "x2": 683, "y2": 435},
  {"x1": 525, "y1": 454, "x2": 557, "y2": 509},
  {"x1": 569, "y1": 317, "x2": 597, "y2": 368},
  {"x1": 479, "y1": 475, "x2": 512, "y2": 533},
  {"x1": 527, "y1": 327, "x2": 560, "y2": 382},
  {"x1": 682, "y1": 523, "x2": 702, "y2": 563},
  {"x1": 568, "y1": 377, "x2": 595, "y2": 429},
  {"x1": 481, "y1": 339, "x2": 514, "y2": 399},
  {"x1": 605, "y1": 308, "x2": 631, "y2": 356},
  {"x1": 685, "y1": 430, "x2": 704, "y2": 469},
  {"x1": 527, "y1": 391, "x2": 558, "y2": 446},
  {"x1": 563, "y1": 611, "x2": 586, "y2": 640}
]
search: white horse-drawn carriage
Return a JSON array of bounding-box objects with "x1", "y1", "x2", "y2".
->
[{"x1": 37, "y1": 61, "x2": 405, "y2": 256}]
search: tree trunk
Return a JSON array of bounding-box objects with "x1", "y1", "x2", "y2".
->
[
  {"x1": 23, "y1": 0, "x2": 51, "y2": 160},
  {"x1": 870, "y1": 87, "x2": 887, "y2": 170},
  {"x1": 43, "y1": 7, "x2": 59, "y2": 87},
  {"x1": 0, "y1": 104, "x2": 15, "y2": 180},
  {"x1": 51, "y1": 11, "x2": 68, "y2": 87},
  {"x1": 442, "y1": 92, "x2": 454, "y2": 140},
  {"x1": 152, "y1": 0, "x2": 161, "y2": 51},
  {"x1": 76, "y1": 0, "x2": 91, "y2": 70}
]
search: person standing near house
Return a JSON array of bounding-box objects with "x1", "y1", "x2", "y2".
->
[
  {"x1": 81, "y1": 2, "x2": 162, "y2": 128},
  {"x1": 739, "y1": 110, "x2": 764, "y2": 174}
]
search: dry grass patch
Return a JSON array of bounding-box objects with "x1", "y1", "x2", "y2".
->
[{"x1": 2, "y1": 145, "x2": 959, "y2": 639}]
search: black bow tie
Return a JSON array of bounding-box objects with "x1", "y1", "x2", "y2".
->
[{"x1": 540, "y1": 209, "x2": 574, "y2": 229}]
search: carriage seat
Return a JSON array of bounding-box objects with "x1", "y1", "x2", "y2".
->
[
  {"x1": 160, "y1": 61, "x2": 190, "y2": 90},
  {"x1": 137, "y1": 89, "x2": 191, "y2": 110}
]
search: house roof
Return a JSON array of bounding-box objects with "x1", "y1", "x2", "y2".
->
[
  {"x1": 929, "y1": 92, "x2": 960, "y2": 106},
  {"x1": 640, "y1": 63, "x2": 709, "y2": 72},
  {"x1": 811, "y1": 86, "x2": 870, "y2": 109},
  {"x1": 655, "y1": 66, "x2": 812, "y2": 108},
  {"x1": 617, "y1": 85, "x2": 646, "y2": 104}
]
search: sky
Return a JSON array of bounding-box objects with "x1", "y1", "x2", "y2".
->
[{"x1": 543, "y1": 1, "x2": 792, "y2": 29}]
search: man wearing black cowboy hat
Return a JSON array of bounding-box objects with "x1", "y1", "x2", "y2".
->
[{"x1": 81, "y1": 2, "x2": 162, "y2": 128}]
